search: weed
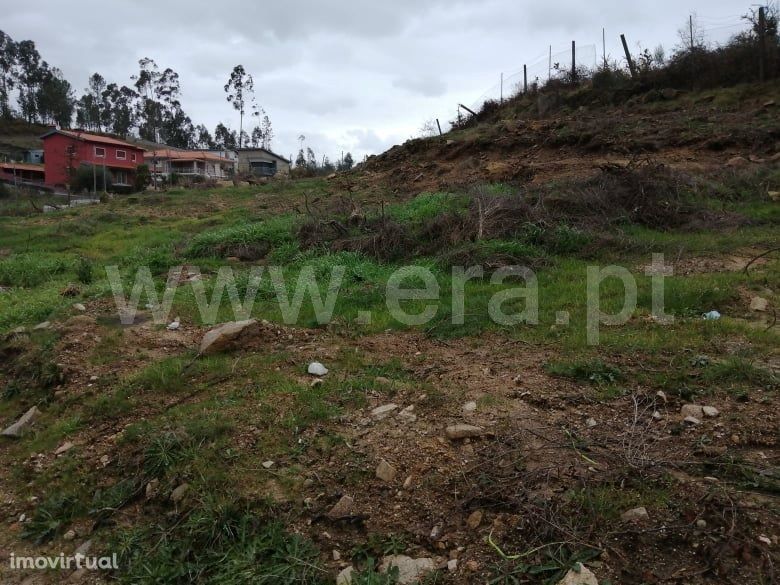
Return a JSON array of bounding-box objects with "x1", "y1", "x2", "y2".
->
[
  {"x1": 22, "y1": 494, "x2": 81, "y2": 544},
  {"x1": 75, "y1": 256, "x2": 94, "y2": 284},
  {"x1": 545, "y1": 359, "x2": 622, "y2": 385}
]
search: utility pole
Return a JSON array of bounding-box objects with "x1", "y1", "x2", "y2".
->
[
  {"x1": 523, "y1": 64, "x2": 528, "y2": 93},
  {"x1": 500, "y1": 72, "x2": 504, "y2": 103},
  {"x1": 436, "y1": 118, "x2": 443, "y2": 136},
  {"x1": 548, "y1": 45, "x2": 552, "y2": 82},
  {"x1": 621, "y1": 34, "x2": 637, "y2": 79},
  {"x1": 689, "y1": 15, "x2": 694, "y2": 52},
  {"x1": 571, "y1": 40, "x2": 576, "y2": 83},
  {"x1": 759, "y1": 6, "x2": 767, "y2": 82},
  {"x1": 602, "y1": 28, "x2": 607, "y2": 69}
]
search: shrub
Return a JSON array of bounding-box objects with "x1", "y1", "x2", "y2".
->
[{"x1": 75, "y1": 256, "x2": 94, "y2": 284}]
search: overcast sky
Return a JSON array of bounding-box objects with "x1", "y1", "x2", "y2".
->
[{"x1": 5, "y1": 0, "x2": 748, "y2": 162}]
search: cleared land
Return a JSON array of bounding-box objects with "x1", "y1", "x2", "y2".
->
[{"x1": 0, "y1": 82, "x2": 778, "y2": 584}]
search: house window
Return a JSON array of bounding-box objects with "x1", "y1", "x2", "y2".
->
[
  {"x1": 116, "y1": 150, "x2": 126, "y2": 160},
  {"x1": 131, "y1": 153, "x2": 137, "y2": 162},
  {"x1": 94, "y1": 146, "x2": 106, "y2": 158}
]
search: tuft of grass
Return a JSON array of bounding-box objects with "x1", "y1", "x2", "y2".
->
[
  {"x1": 22, "y1": 494, "x2": 82, "y2": 544},
  {"x1": 0, "y1": 253, "x2": 69, "y2": 288},
  {"x1": 545, "y1": 359, "x2": 622, "y2": 385}
]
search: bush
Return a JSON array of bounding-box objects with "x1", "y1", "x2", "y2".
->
[
  {"x1": 75, "y1": 256, "x2": 93, "y2": 284},
  {"x1": 0, "y1": 182, "x2": 10, "y2": 199},
  {"x1": 134, "y1": 164, "x2": 151, "y2": 192},
  {"x1": 71, "y1": 164, "x2": 113, "y2": 194}
]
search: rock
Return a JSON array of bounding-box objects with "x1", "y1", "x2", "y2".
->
[
  {"x1": 310, "y1": 378, "x2": 323, "y2": 387},
  {"x1": 462, "y1": 401, "x2": 477, "y2": 413},
  {"x1": 199, "y1": 319, "x2": 258, "y2": 355},
  {"x1": 465, "y1": 560, "x2": 479, "y2": 572},
  {"x1": 54, "y1": 441, "x2": 74, "y2": 455},
  {"x1": 696, "y1": 519, "x2": 707, "y2": 529},
  {"x1": 681, "y1": 404, "x2": 704, "y2": 419},
  {"x1": 398, "y1": 405, "x2": 417, "y2": 423},
  {"x1": 430, "y1": 524, "x2": 442, "y2": 540},
  {"x1": 660, "y1": 88, "x2": 679, "y2": 100},
  {"x1": 750, "y1": 296, "x2": 769, "y2": 312},
  {"x1": 60, "y1": 283, "x2": 81, "y2": 297},
  {"x1": 374, "y1": 376, "x2": 393, "y2": 386},
  {"x1": 262, "y1": 460, "x2": 275, "y2": 469},
  {"x1": 769, "y1": 190, "x2": 780, "y2": 201},
  {"x1": 466, "y1": 510, "x2": 483, "y2": 529},
  {"x1": 72, "y1": 303, "x2": 86, "y2": 312},
  {"x1": 445, "y1": 424, "x2": 484, "y2": 440},
  {"x1": 336, "y1": 566, "x2": 355, "y2": 585},
  {"x1": 447, "y1": 559, "x2": 458, "y2": 572},
  {"x1": 33, "y1": 321, "x2": 51, "y2": 330},
  {"x1": 652, "y1": 411, "x2": 663, "y2": 421},
  {"x1": 327, "y1": 495, "x2": 354, "y2": 519},
  {"x1": 145, "y1": 479, "x2": 160, "y2": 499},
  {"x1": 75, "y1": 540, "x2": 92, "y2": 555},
  {"x1": 556, "y1": 563, "x2": 598, "y2": 585},
  {"x1": 585, "y1": 418, "x2": 597, "y2": 428},
  {"x1": 656, "y1": 390, "x2": 667, "y2": 403},
  {"x1": 726, "y1": 155, "x2": 749, "y2": 168},
  {"x1": 702, "y1": 406, "x2": 720, "y2": 418},
  {"x1": 170, "y1": 483, "x2": 189, "y2": 504},
  {"x1": 1, "y1": 407, "x2": 40, "y2": 438},
  {"x1": 63, "y1": 529, "x2": 76, "y2": 541},
  {"x1": 403, "y1": 476, "x2": 413, "y2": 489},
  {"x1": 332, "y1": 550, "x2": 341, "y2": 561},
  {"x1": 621, "y1": 506, "x2": 649, "y2": 523},
  {"x1": 100, "y1": 455, "x2": 110, "y2": 467},
  {"x1": 379, "y1": 555, "x2": 435, "y2": 585},
  {"x1": 166, "y1": 318, "x2": 180, "y2": 331},
  {"x1": 308, "y1": 362, "x2": 328, "y2": 376},
  {"x1": 684, "y1": 416, "x2": 701, "y2": 425},
  {"x1": 371, "y1": 404, "x2": 398, "y2": 420},
  {"x1": 376, "y1": 459, "x2": 397, "y2": 483}
]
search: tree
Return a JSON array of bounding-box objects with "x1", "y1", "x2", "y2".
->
[
  {"x1": 36, "y1": 67, "x2": 74, "y2": 127},
  {"x1": 339, "y1": 152, "x2": 354, "y2": 171},
  {"x1": 306, "y1": 147, "x2": 317, "y2": 170},
  {"x1": 133, "y1": 58, "x2": 163, "y2": 141},
  {"x1": 260, "y1": 114, "x2": 273, "y2": 149},
  {"x1": 418, "y1": 118, "x2": 438, "y2": 138},
  {"x1": 15, "y1": 40, "x2": 43, "y2": 123},
  {"x1": 224, "y1": 65, "x2": 258, "y2": 148},
  {"x1": 76, "y1": 73, "x2": 108, "y2": 131},
  {"x1": 0, "y1": 31, "x2": 17, "y2": 119},
  {"x1": 295, "y1": 149, "x2": 306, "y2": 168},
  {"x1": 214, "y1": 123, "x2": 237, "y2": 149},
  {"x1": 194, "y1": 124, "x2": 215, "y2": 149},
  {"x1": 102, "y1": 83, "x2": 137, "y2": 137},
  {"x1": 250, "y1": 126, "x2": 263, "y2": 148}
]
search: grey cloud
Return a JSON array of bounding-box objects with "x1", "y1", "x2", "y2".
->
[{"x1": 393, "y1": 76, "x2": 447, "y2": 97}]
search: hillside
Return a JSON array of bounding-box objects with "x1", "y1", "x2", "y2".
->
[
  {"x1": 0, "y1": 119, "x2": 48, "y2": 160},
  {"x1": 0, "y1": 82, "x2": 778, "y2": 585}
]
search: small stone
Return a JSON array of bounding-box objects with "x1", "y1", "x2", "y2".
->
[
  {"x1": 332, "y1": 550, "x2": 341, "y2": 561},
  {"x1": 403, "y1": 476, "x2": 413, "y2": 489},
  {"x1": 376, "y1": 459, "x2": 397, "y2": 483},
  {"x1": 72, "y1": 303, "x2": 86, "y2": 312},
  {"x1": 447, "y1": 559, "x2": 458, "y2": 572},
  {"x1": 54, "y1": 441, "x2": 74, "y2": 455},
  {"x1": 379, "y1": 555, "x2": 435, "y2": 585},
  {"x1": 430, "y1": 524, "x2": 442, "y2": 540},
  {"x1": 308, "y1": 362, "x2": 328, "y2": 376},
  {"x1": 702, "y1": 406, "x2": 720, "y2": 418},
  {"x1": 466, "y1": 509, "x2": 483, "y2": 529},
  {"x1": 656, "y1": 390, "x2": 667, "y2": 403},
  {"x1": 145, "y1": 479, "x2": 160, "y2": 499},
  {"x1": 398, "y1": 405, "x2": 417, "y2": 423},
  {"x1": 262, "y1": 460, "x2": 275, "y2": 469},
  {"x1": 33, "y1": 321, "x2": 51, "y2": 330},
  {"x1": 726, "y1": 155, "x2": 749, "y2": 168},
  {"x1": 310, "y1": 379, "x2": 323, "y2": 388},
  {"x1": 621, "y1": 506, "x2": 649, "y2": 523},
  {"x1": 445, "y1": 424, "x2": 484, "y2": 440},
  {"x1": 199, "y1": 319, "x2": 258, "y2": 355},
  {"x1": 750, "y1": 296, "x2": 769, "y2": 312},
  {"x1": 585, "y1": 418, "x2": 597, "y2": 428},
  {"x1": 371, "y1": 404, "x2": 398, "y2": 420},
  {"x1": 462, "y1": 401, "x2": 477, "y2": 413},
  {"x1": 90, "y1": 375, "x2": 99, "y2": 382},
  {"x1": 513, "y1": 375, "x2": 523, "y2": 386},
  {"x1": 170, "y1": 483, "x2": 189, "y2": 504},
  {"x1": 681, "y1": 404, "x2": 704, "y2": 419},
  {"x1": 465, "y1": 560, "x2": 479, "y2": 572},
  {"x1": 336, "y1": 566, "x2": 355, "y2": 585},
  {"x1": 684, "y1": 416, "x2": 701, "y2": 425},
  {"x1": 758, "y1": 535, "x2": 772, "y2": 546},
  {"x1": 63, "y1": 529, "x2": 76, "y2": 541},
  {"x1": 556, "y1": 562, "x2": 598, "y2": 585},
  {"x1": 652, "y1": 411, "x2": 662, "y2": 421},
  {"x1": 374, "y1": 376, "x2": 392, "y2": 385},
  {"x1": 1, "y1": 406, "x2": 40, "y2": 438},
  {"x1": 327, "y1": 495, "x2": 354, "y2": 519},
  {"x1": 166, "y1": 318, "x2": 180, "y2": 331},
  {"x1": 696, "y1": 519, "x2": 707, "y2": 529}
]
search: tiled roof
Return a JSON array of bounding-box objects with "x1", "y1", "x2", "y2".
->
[
  {"x1": 0, "y1": 162, "x2": 45, "y2": 172},
  {"x1": 145, "y1": 149, "x2": 232, "y2": 163},
  {"x1": 40, "y1": 129, "x2": 143, "y2": 149}
]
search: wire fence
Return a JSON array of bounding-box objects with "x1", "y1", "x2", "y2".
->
[{"x1": 428, "y1": 7, "x2": 761, "y2": 131}]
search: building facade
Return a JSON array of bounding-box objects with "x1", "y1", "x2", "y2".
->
[
  {"x1": 146, "y1": 149, "x2": 234, "y2": 181},
  {"x1": 235, "y1": 148, "x2": 291, "y2": 177},
  {"x1": 40, "y1": 130, "x2": 145, "y2": 189}
]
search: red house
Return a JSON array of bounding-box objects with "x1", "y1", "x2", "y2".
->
[{"x1": 40, "y1": 129, "x2": 145, "y2": 190}]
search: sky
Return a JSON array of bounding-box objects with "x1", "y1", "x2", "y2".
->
[{"x1": 4, "y1": 0, "x2": 749, "y2": 163}]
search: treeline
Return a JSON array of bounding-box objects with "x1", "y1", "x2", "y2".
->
[
  {"x1": 0, "y1": 31, "x2": 273, "y2": 151},
  {"x1": 291, "y1": 136, "x2": 354, "y2": 177}
]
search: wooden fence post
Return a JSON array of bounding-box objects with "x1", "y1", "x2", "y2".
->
[
  {"x1": 621, "y1": 34, "x2": 637, "y2": 79},
  {"x1": 571, "y1": 40, "x2": 576, "y2": 82},
  {"x1": 436, "y1": 119, "x2": 443, "y2": 136},
  {"x1": 523, "y1": 64, "x2": 528, "y2": 93},
  {"x1": 759, "y1": 6, "x2": 767, "y2": 82}
]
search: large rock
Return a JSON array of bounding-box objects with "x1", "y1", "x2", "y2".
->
[
  {"x1": 1, "y1": 406, "x2": 40, "y2": 438},
  {"x1": 376, "y1": 459, "x2": 397, "y2": 483},
  {"x1": 557, "y1": 563, "x2": 598, "y2": 585},
  {"x1": 680, "y1": 404, "x2": 704, "y2": 419},
  {"x1": 199, "y1": 319, "x2": 258, "y2": 355},
  {"x1": 621, "y1": 506, "x2": 649, "y2": 523},
  {"x1": 336, "y1": 566, "x2": 355, "y2": 585},
  {"x1": 379, "y1": 555, "x2": 435, "y2": 584},
  {"x1": 327, "y1": 495, "x2": 354, "y2": 519},
  {"x1": 445, "y1": 424, "x2": 484, "y2": 440}
]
